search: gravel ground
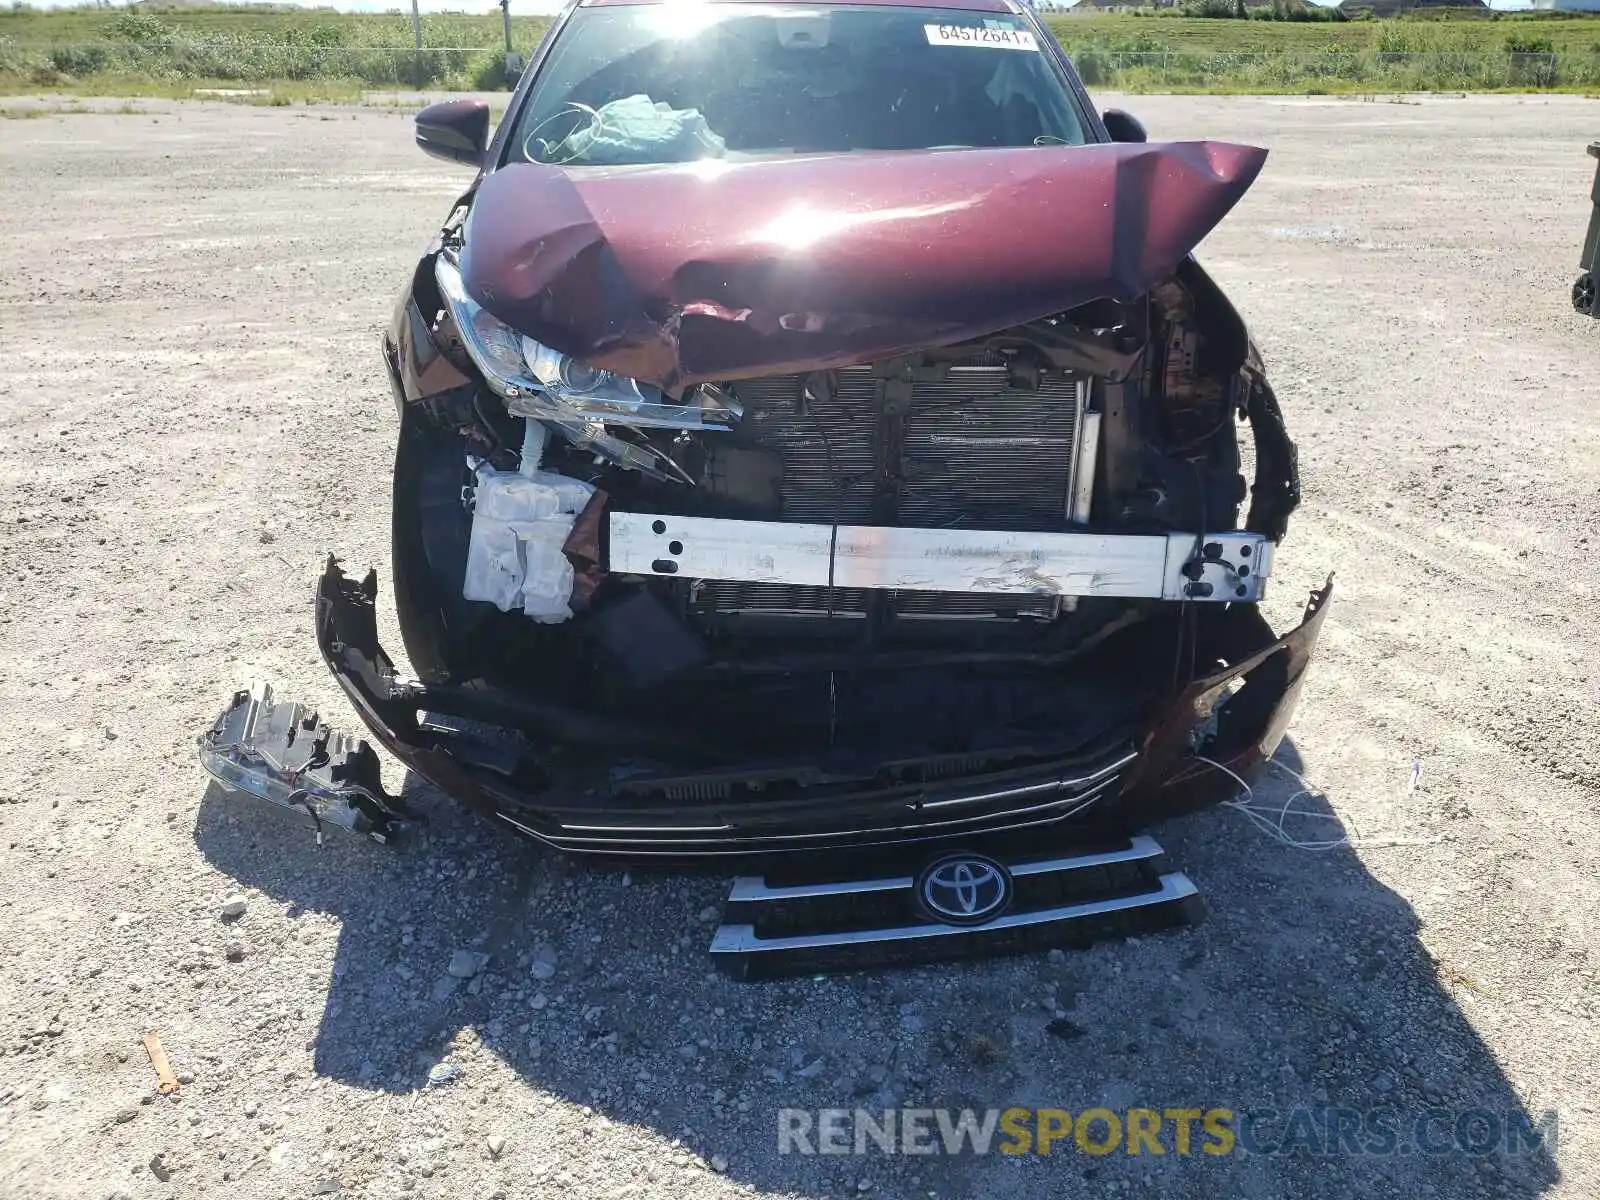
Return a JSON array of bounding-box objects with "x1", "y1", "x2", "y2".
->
[{"x1": 1, "y1": 92, "x2": 1597, "y2": 1200}]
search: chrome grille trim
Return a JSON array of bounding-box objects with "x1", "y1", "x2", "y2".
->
[
  {"x1": 711, "y1": 872, "x2": 1199, "y2": 954},
  {"x1": 540, "y1": 774, "x2": 1121, "y2": 849},
  {"x1": 491, "y1": 745, "x2": 1135, "y2": 856},
  {"x1": 916, "y1": 752, "x2": 1135, "y2": 810},
  {"x1": 1010, "y1": 832, "x2": 1166, "y2": 874},
  {"x1": 725, "y1": 834, "x2": 1165, "y2": 902},
  {"x1": 556, "y1": 822, "x2": 735, "y2": 834},
  {"x1": 728, "y1": 872, "x2": 915, "y2": 902}
]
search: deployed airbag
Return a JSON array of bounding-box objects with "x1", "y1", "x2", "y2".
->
[{"x1": 549, "y1": 95, "x2": 728, "y2": 166}]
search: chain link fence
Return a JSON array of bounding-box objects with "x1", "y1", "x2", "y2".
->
[
  {"x1": 0, "y1": 38, "x2": 517, "y2": 90},
  {"x1": 1067, "y1": 46, "x2": 1576, "y2": 90},
  {"x1": 0, "y1": 38, "x2": 1584, "y2": 92}
]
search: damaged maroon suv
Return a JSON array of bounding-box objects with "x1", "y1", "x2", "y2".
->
[{"x1": 202, "y1": 0, "x2": 1329, "y2": 974}]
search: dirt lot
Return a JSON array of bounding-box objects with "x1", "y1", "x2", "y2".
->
[{"x1": 1, "y1": 92, "x2": 1597, "y2": 1200}]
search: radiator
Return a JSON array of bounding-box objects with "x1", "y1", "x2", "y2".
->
[{"x1": 704, "y1": 356, "x2": 1086, "y2": 622}]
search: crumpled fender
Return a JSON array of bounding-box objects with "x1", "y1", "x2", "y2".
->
[
  {"x1": 459, "y1": 140, "x2": 1267, "y2": 391},
  {"x1": 1120, "y1": 575, "x2": 1333, "y2": 823}
]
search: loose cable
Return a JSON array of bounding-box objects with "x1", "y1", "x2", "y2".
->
[{"x1": 1198, "y1": 754, "x2": 1440, "y2": 852}]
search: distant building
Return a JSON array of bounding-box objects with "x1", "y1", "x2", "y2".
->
[
  {"x1": 1339, "y1": 0, "x2": 1487, "y2": 13},
  {"x1": 1063, "y1": 0, "x2": 1186, "y2": 9},
  {"x1": 1529, "y1": 0, "x2": 1600, "y2": 10},
  {"x1": 1061, "y1": 0, "x2": 1260, "y2": 8}
]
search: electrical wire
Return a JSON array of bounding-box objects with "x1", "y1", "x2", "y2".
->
[
  {"x1": 287, "y1": 789, "x2": 326, "y2": 847},
  {"x1": 1149, "y1": 406, "x2": 1236, "y2": 459},
  {"x1": 803, "y1": 374, "x2": 848, "y2": 750},
  {"x1": 1197, "y1": 754, "x2": 1440, "y2": 852}
]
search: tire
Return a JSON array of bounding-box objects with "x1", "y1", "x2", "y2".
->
[{"x1": 1574, "y1": 272, "x2": 1595, "y2": 316}]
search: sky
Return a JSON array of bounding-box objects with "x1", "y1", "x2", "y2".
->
[
  {"x1": 18, "y1": 0, "x2": 1531, "y2": 14},
  {"x1": 19, "y1": 0, "x2": 1374, "y2": 11},
  {"x1": 22, "y1": 0, "x2": 569, "y2": 8}
]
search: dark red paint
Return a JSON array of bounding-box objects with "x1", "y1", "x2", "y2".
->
[
  {"x1": 458, "y1": 140, "x2": 1267, "y2": 391},
  {"x1": 583, "y1": 0, "x2": 1014, "y2": 9},
  {"x1": 1121, "y1": 576, "x2": 1334, "y2": 823}
]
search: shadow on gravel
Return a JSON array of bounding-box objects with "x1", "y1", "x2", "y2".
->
[{"x1": 195, "y1": 737, "x2": 1560, "y2": 1199}]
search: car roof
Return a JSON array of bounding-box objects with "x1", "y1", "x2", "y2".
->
[{"x1": 580, "y1": 0, "x2": 1021, "y2": 13}]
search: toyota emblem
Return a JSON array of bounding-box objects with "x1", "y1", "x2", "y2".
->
[{"x1": 916, "y1": 854, "x2": 1013, "y2": 926}]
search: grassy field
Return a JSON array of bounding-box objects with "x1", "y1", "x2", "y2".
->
[
  {"x1": 0, "y1": 4, "x2": 552, "y2": 47},
  {"x1": 4, "y1": 3, "x2": 1600, "y2": 96}
]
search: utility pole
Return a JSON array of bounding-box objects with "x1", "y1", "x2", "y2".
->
[
  {"x1": 411, "y1": 0, "x2": 423, "y2": 89},
  {"x1": 500, "y1": 0, "x2": 522, "y2": 87}
]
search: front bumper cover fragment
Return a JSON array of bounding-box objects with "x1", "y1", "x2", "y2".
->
[{"x1": 245, "y1": 557, "x2": 1332, "y2": 859}]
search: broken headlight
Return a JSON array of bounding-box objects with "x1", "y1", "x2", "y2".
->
[{"x1": 434, "y1": 254, "x2": 739, "y2": 432}]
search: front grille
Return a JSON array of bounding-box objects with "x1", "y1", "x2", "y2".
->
[
  {"x1": 493, "y1": 743, "x2": 1135, "y2": 856},
  {"x1": 708, "y1": 835, "x2": 1205, "y2": 979}
]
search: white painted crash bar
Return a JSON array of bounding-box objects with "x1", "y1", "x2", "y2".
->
[{"x1": 608, "y1": 514, "x2": 1271, "y2": 602}]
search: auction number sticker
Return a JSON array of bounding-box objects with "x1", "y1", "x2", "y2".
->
[{"x1": 924, "y1": 23, "x2": 1039, "y2": 51}]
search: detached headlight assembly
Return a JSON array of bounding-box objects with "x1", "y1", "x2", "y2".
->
[{"x1": 434, "y1": 253, "x2": 740, "y2": 432}]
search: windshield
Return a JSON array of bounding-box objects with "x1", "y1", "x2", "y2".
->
[{"x1": 509, "y1": 3, "x2": 1089, "y2": 167}]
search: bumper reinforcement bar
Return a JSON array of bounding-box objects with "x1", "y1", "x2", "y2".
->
[{"x1": 610, "y1": 513, "x2": 1271, "y2": 602}]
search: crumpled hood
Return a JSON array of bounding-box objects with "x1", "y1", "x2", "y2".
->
[{"x1": 459, "y1": 140, "x2": 1266, "y2": 391}]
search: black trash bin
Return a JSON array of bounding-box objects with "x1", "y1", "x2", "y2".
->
[{"x1": 1575, "y1": 141, "x2": 1600, "y2": 317}]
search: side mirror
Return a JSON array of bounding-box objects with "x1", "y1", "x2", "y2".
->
[
  {"x1": 1102, "y1": 108, "x2": 1148, "y2": 145},
  {"x1": 415, "y1": 99, "x2": 491, "y2": 167}
]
